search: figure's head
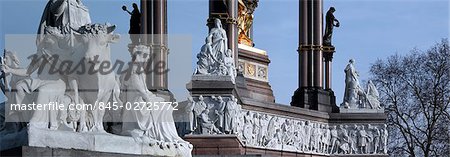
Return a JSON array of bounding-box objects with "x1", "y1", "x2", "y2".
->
[
  {"x1": 131, "y1": 45, "x2": 150, "y2": 63},
  {"x1": 330, "y1": 7, "x2": 336, "y2": 12},
  {"x1": 349, "y1": 59, "x2": 354, "y2": 64},
  {"x1": 132, "y1": 3, "x2": 138, "y2": 9},
  {"x1": 214, "y1": 18, "x2": 222, "y2": 28},
  {"x1": 199, "y1": 95, "x2": 204, "y2": 101},
  {"x1": 226, "y1": 49, "x2": 233, "y2": 57},
  {"x1": 218, "y1": 96, "x2": 223, "y2": 101}
]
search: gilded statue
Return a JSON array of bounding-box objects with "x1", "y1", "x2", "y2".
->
[{"x1": 238, "y1": 0, "x2": 259, "y2": 47}]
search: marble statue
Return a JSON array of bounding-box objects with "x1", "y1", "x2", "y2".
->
[
  {"x1": 224, "y1": 96, "x2": 238, "y2": 134},
  {"x1": 367, "y1": 80, "x2": 382, "y2": 109},
  {"x1": 323, "y1": 7, "x2": 340, "y2": 46},
  {"x1": 330, "y1": 125, "x2": 339, "y2": 154},
  {"x1": 341, "y1": 59, "x2": 383, "y2": 112},
  {"x1": 122, "y1": 3, "x2": 141, "y2": 44},
  {"x1": 342, "y1": 59, "x2": 363, "y2": 108},
  {"x1": 338, "y1": 125, "x2": 350, "y2": 154},
  {"x1": 214, "y1": 96, "x2": 226, "y2": 131},
  {"x1": 180, "y1": 105, "x2": 388, "y2": 155},
  {"x1": 0, "y1": 50, "x2": 28, "y2": 151},
  {"x1": 209, "y1": 18, "x2": 228, "y2": 61},
  {"x1": 195, "y1": 37, "x2": 213, "y2": 75},
  {"x1": 194, "y1": 18, "x2": 236, "y2": 82},
  {"x1": 358, "y1": 125, "x2": 369, "y2": 154},
  {"x1": 200, "y1": 108, "x2": 221, "y2": 134},
  {"x1": 381, "y1": 124, "x2": 388, "y2": 154},
  {"x1": 372, "y1": 126, "x2": 381, "y2": 154},
  {"x1": 37, "y1": 0, "x2": 91, "y2": 45},
  {"x1": 349, "y1": 124, "x2": 359, "y2": 154},
  {"x1": 120, "y1": 45, "x2": 163, "y2": 142},
  {"x1": 186, "y1": 97, "x2": 196, "y2": 134},
  {"x1": 1, "y1": 1, "x2": 194, "y2": 155}
]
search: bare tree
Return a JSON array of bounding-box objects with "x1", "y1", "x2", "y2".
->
[{"x1": 370, "y1": 39, "x2": 450, "y2": 157}]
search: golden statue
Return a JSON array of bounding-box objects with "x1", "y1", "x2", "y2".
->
[{"x1": 238, "y1": 0, "x2": 258, "y2": 47}]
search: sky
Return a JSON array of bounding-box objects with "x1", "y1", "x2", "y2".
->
[{"x1": 0, "y1": 0, "x2": 449, "y2": 105}]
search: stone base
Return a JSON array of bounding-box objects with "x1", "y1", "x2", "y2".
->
[
  {"x1": 339, "y1": 108, "x2": 385, "y2": 113},
  {"x1": 184, "y1": 134, "x2": 244, "y2": 155},
  {"x1": 291, "y1": 87, "x2": 339, "y2": 113},
  {"x1": 27, "y1": 127, "x2": 192, "y2": 156},
  {"x1": 186, "y1": 75, "x2": 236, "y2": 96},
  {"x1": 184, "y1": 135, "x2": 330, "y2": 157},
  {"x1": 21, "y1": 146, "x2": 163, "y2": 157}
]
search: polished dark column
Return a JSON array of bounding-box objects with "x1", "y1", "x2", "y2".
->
[
  {"x1": 292, "y1": 0, "x2": 336, "y2": 112},
  {"x1": 299, "y1": 0, "x2": 309, "y2": 88},
  {"x1": 312, "y1": 0, "x2": 323, "y2": 88},
  {"x1": 152, "y1": 0, "x2": 168, "y2": 90},
  {"x1": 323, "y1": 46, "x2": 335, "y2": 90},
  {"x1": 141, "y1": 0, "x2": 154, "y2": 88}
]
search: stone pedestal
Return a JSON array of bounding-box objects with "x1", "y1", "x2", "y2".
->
[
  {"x1": 291, "y1": 87, "x2": 339, "y2": 113},
  {"x1": 184, "y1": 135, "x2": 244, "y2": 155},
  {"x1": 186, "y1": 75, "x2": 236, "y2": 97},
  {"x1": 27, "y1": 127, "x2": 192, "y2": 156},
  {"x1": 236, "y1": 44, "x2": 275, "y2": 103}
]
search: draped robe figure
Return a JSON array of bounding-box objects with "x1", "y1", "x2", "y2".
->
[
  {"x1": 342, "y1": 59, "x2": 365, "y2": 108},
  {"x1": 208, "y1": 18, "x2": 228, "y2": 64}
]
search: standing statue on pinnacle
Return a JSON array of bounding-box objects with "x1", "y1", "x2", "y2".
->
[
  {"x1": 323, "y1": 7, "x2": 340, "y2": 46},
  {"x1": 123, "y1": 3, "x2": 141, "y2": 44}
]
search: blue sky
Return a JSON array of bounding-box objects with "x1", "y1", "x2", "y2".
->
[{"x1": 1, "y1": 0, "x2": 449, "y2": 105}]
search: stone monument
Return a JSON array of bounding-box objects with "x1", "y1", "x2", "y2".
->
[{"x1": 0, "y1": 0, "x2": 192, "y2": 156}]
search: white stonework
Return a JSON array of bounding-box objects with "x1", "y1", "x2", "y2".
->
[{"x1": 179, "y1": 95, "x2": 388, "y2": 155}]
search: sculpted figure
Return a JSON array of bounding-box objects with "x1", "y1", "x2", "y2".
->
[
  {"x1": 381, "y1": 124, "x2": 388, "y2": 154},
  {"x1": 214, "y1": 96, "x2": 226, "y2": 131},
  {"x1": 281, "y1": 119, "x2": 294, "y2": 146},
  {"x1": 372, "y1": 126, "x2": 381, "y2": 154},
  {"x1": 1, "y1": 51, "x2": 28, "y2": 126},
  {"x1": 199, "y1": 108, "x2": 221, "y2": 134},
  {"x1": 122, "y1": 3, "x2": 141, "y2": 44},
  {"x1": 349, "y1": 124, "x2": 359, "y2": 154},
  {"x1": 120, "y1": 45, "x2": 164, "y2": 143},
  {"x1": 242, "y1": 111, "x2": 254, "y2": 144},
  {"x1": 195, "y1": 36, "x2": 213, "y2": 75},
  {"x1": 366, "y1": 80, "x2": 382, "y2": 109},
  {"x1": 323, "y1": 125, "x2": 331, "y2": 154},
  {"x1": 224, "y1": 96, "x2": 238, "y2": 134},
  {"x1": 358, "y1": 125, "x2": 369, "y2": 154},
  {"x1": 185, "y1": 97, "x2": 196, "y2": 134},
  {"x1": 338, "y1": 125, "x2": 350, "y2": 154},
  {"x1": 209, "y1": 18, "x2": 228, "y2": 62},
  {"x1": 323, "y1": 7, "x2": 340, "y2": 46},
  {"x1": 303, "y1": 121, "x2": 312, "y2": 152},
  {"x1": 223, "y1": 49, "x2": 237, "y2": 80},
  {"x1": 194, "y1": 18, "x2": 236, "y2": 81},
  {"x1": 237, "y1": 0, "x2": 259, "y2": 46},
  {"x1": 37, "y1": 0, "x2": 91, "y2": 43},
  {"x1": 257, "y1": 114, "x2": 269, "y2": 146},
  {"x1": 342, "y1": 59, "x2": 366, "y2": 109},
  {"x1": 310, "y1": 123, "x2": 318, "y2": 152},
  {"x1": 330, "y1": 125, "x2": 339, "y2": 154}
]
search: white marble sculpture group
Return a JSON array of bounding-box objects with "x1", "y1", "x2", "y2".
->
[
  {"x1": 341, "y1": 59, "x2": 383, "y2": 112},
  {"x1": 183, "y1": 95, "x2": 241, "y2": 135},
  {"x1": 194, "y1": 18, "x2": 237, "y2": 83},
  {"x1": 180, "y1": 100, "x2": 388, "y2": 155},
  {"x1": 0, "y1": 0, "x2": 191, "y2": 156}
]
